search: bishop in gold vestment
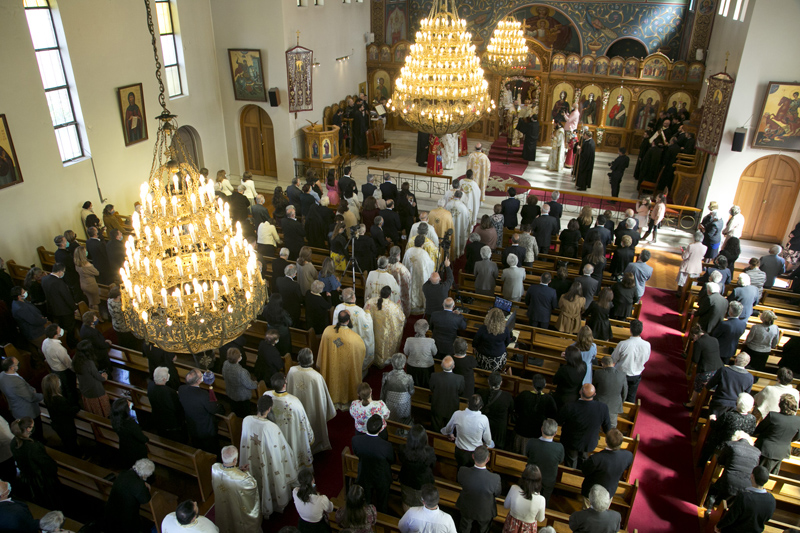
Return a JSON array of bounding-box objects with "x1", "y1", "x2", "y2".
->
[
  {"x1": 466, "y1": 145, "x2": 492, "y2": 201},
  {"x1": 363, "y1": 289, "x2": 406, "y2": 368},
  {"x1": 428, "y1": 200, "x2": 455, "y2": 258},
  {"x1": 212, "y1": 446, "x2": 262, "y2": 533},
  {"x1": 317, "y1": 314, "x2": 367, "y2": 409}
]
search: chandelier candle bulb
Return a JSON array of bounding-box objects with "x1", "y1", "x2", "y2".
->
[
  {"x1": 213, "y1": 281, "x2": 219, "y2": 301},
  {"x1": 156, "y1": 259, "x2": 163, "y2": 280},
  {"x1": 190, "y1": 193, "x2": 197, "y2": 213},
  {"x1": 176, "y1": 257, "x2": 184, "y2": 277},
  {"x1": 224, "y1": 246, "x2": 230, "y2": 265},
  {"x1": 191, "y1": 253, "x2": 198, "y2": 273},
  {"x1": 160, "y1": 197, "x2": 167, "y2": 216},
  {"x1": 237, "y1": 270, "x2": 243, "y2": 290},
  {"x1": 161, "y1": 288, "x2": 168, "y2": 308},
  {"x1": 222, "y1": 275, "x2": 230, "y2": 295},
  {"x1": 155, "y1": 226, "x2": 163, "y2": 247},
  {"x1": 209, "y1": 251, "x2": 216, "y2": 270},
  {"x1": 146, "y1": 287, "x2": 154, "y2": 306},
  {"x1": 173, "y1": 174, "x2": 179, "y2": 192},
  {"x1": 171, "y1": 196, "x2": 178, "y2": 216}
]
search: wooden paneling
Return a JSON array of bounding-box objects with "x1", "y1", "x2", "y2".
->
[{"x1": 735, "y1": 155, "x2": 800, "y2": 243}]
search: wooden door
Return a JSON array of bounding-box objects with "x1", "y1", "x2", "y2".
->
[
  {"x1": 240, "y1": 105, "x2": 277, "y2": 177},
  {"x1": 734, "y1": 155, "x2": 800, "y2": 242}
]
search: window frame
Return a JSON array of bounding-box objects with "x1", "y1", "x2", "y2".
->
[
  {"x1": 23, "y1": 0, "x2": 85, "y2": 163},
  {"x1": 154, "y1": 0, "x2": 184, "y2": 98}
]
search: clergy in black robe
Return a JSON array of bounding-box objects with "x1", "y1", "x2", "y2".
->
[
  {"x1": 575, "y1": 132, "x2": 596, "y2": 191},
  {"x1": 608, "y1": 148, "x2": 630, "y2": 198},
  {"x1": 416, "y1": 131, "x2": 430, "y2": 167},
  {"x1": 305, "y1": 202, "x2": 334, "y2": 248},
  {"x1": 656, "y1": 137, "x2": 682, "y2": 192},
  {"x1": 637, "y1": 140, "x2": 665, "y2": 187},
  {"x1": 352, "y1": 103, "x2": 368, "y2": 156},
  {"x1": 633, "y1": 129, "x2": 653, "y2": 181},
  {"x1": 516, "y1": 115, "x2": 540, "y2": 161}
]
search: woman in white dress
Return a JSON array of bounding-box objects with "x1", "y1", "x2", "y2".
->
[{"x1": 547, "y1": 124, "x2": 566, "y2": 172}]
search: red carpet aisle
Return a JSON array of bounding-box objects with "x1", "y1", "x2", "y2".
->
[{"x1": 627, "y1": 288, "x2": 700, "y2": 532}]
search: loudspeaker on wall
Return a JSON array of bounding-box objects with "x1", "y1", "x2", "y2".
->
[
  {"x1": 732, "y1": 127, "x2": 747, "y2": 152},
  {"x1": 268, "y1": 88, "x2": 280, "y2": 107}
]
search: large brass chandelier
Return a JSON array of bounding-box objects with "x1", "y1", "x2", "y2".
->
[
  {"x1": 484, "y1": 17, "x2": 527, "y2": 76},
  {"x1": 389, "y1": 0, "x2": 495, "y2": 136},
  {"x1": 119, "y1": 0, "x2": 267, "y2": 354}
]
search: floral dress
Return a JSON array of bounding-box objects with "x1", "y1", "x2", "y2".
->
[{"x1": 349, "y1": 399, "x2": 390, "y2": 434}]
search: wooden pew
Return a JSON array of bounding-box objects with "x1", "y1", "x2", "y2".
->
[
  {"x1": 37, "y1": 246, "x2": 55, "y2": 272},
  {"x1": 5, "y1": 259, "x2": 30, "y2": 284},
  {"x1": 28, "y1": 502, "x2": 85, "y2": 531},
  {"x1": 40, "y1": 407, "x2": 216, "y2": 502},
  {"x1": 47, "y1": 447, "x2": 177, "y2": 532}
]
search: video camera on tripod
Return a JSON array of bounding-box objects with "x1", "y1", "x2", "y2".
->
[{"x1": 438, "y1": 228, "x2": 454, "y2": 272}]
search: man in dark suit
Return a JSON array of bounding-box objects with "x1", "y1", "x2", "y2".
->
[
  {"x1": 422, "y1": 261, "x2": 453, "y2": 317},
  {"x1": 281, "y1": 207, "x2": 305, "y2": 260},
  {"x1": 559, "y1": 384, "x2": 611, "y2": 468},
  {"x1": 353, "y1": 225, "x2": 377, "y2": 272},
  {"x1": 593, "y1": 357, "x2": 628, "y2": 428},
  {"x1": 576, "y1": 265, "x2": 600, "y2": 310},
  {"x1": 711, "y1": 302, "x2": 749, "y2": 363},
  {"x1": 455, "y1": 445, "x2": 502, "y2": 533},
  {"x1": 716, "y1": 466, "x2": 776, "y2": 533},
  {"x1": 352, "y1": 414, "x2": 395, "y2": 513},
  {"x1": 103, "y1": 460, "x2": 154, "y2": 533},
  {"x1": 178, "y1": 369, "x2": 224, "y2": 456},
  {"x1": 371, "y1": 216, "x2": 390, "y2": 255},
  {"x1": 464, "y1": 234, "x2": 484, "y2": 274},
  {"x1": 525, "y1": 417, "x2": 564, "y2": 503},
  {"x1": 500, "y1": 188, "x2": 521, "y2": 230},
  {"x1": 706, "y1": 352, "x2": 754, "y2": 418},
  {"x1": 361, "y1": 175, "x2": 377, "y2": 199},
  {"x1": 275, "y1": 264, "x2": 304, "y2": 325},
  {"x1": 568, "y1": 485, "x2": 622, "y2": 533},
  {"x1": 580, "y1": 428, "x2": 633, "y2": 501},
  {"x1": 614, "y1": 216, "x2": 641, "y2": 246},
  {"x1": 524, "y1": 272, "x2": 558, "y2": 328},
  {"x1": 429, "y1": 356, "x2": 465, "y2": 429},
  {"x1": 379, "y1": 175, "x2": 398, "y2": 203},
  {"x1": 106, "y1": 228, "x2": 126, "y2": 283},
  {"x1": 286, "y1": 177, "x2": 303, "y2": 208},
  {"x1": 338, "y1": 166, "x2": 358, "y2": 200},
  {"x1": 754, "y1": 394, "x2": 800, "y2": 473},
  {"x1": 546, "y1": 191, "x2": 563, "y2": 226},
  {"x1": 531, "y1": 203, "x2": 560, "y2": 254},
  {"x1": 583, "y1": 216, "x2": 613, "y2": 255},
  {"x1": 86, "y1": 226, "x2": 112, "y2": 284},
  {"x1": 79, "y1": 311, "x2": 111, "y2": 371},
  {"x1": 54, "y1": 234, "x2": 80, "y2": 297},
  {"x1": 147, "y1": 366, "x2": 186, "y2": 443},
  {"x1": 701, "y1": 206, "x2": 724, "y2": 260},
  {"x1": 697, "y1": 282, "x2": 729, "y2": 334},
  {"x1": 429, "y1": 298, "x2": 467, "y2": 355},
  {"x1": 270, "y1": 248, "x2": 290, "y2": 293},
  {"x1": 501, "y1": 233, "x2": 527, "y2": 268},
  {"x1": 228, "y1": 185, "x2": 252, "y2": 229},
  {"x1": 728, "y1": 273, "x2": 760, "y2": 319},
  {"x1": 304, "y1": 280, "x2": 332, "y2": 336},
  {"x1": 41, "y1": 264, "x2": 77, "y2": 348},
  {"x1": 0, "y1": 480, "x2": 40, "y2": 532},
  {"x1": 379, "y1": 200, "x2": 402, "y2": 244}
]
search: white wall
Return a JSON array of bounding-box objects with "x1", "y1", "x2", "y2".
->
[
  {"x1": 0, "y1": 0, "x2": 227, "y2": 266},
  {"x1": 210, "y1": 0, "x2": 369, "y2": 181},
  {"x1": 699, "y1": 0, "x2": 800, "y2": 242}
]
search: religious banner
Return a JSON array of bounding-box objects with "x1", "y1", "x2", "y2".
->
[
  {"x1": 696, "y1": 72, "x2": 735, "y2": 155},
  {"x1": 286, "y1": 44, "x2": 313, "y2": 115}
]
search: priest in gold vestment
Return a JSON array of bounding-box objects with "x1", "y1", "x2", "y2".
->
[
  {"x1": 286, "y1": 348, "x2": 336, "y2": 453},
  {"x1": 239, "y1": 395, "x2": 299, "y2": 519},
  {"x1": 428, "y1": 199, "x2": 455, "y2": 258},
  {"x1": 363, "y1": 286, "x2": 406, "y2": 368},
  {"x1": 317, "y1": 310, "x2": 367, "y2": 409},
  {"x1": 212, "y1": 445, "x2": 262, "y2": 533},
  {"x1": 466, "y1": 143, "x2": 492, "y2": 201}
]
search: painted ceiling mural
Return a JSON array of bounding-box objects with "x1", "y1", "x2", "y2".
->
[{"x1": 406, "y1": 1, "x2": 688, "y2": 59}]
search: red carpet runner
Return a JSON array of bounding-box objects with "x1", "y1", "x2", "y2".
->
[
  {"x1": 627, "y1": 288, "x2": 699, "y2": 532},
  {"x1": 264, "y1": 288, "x2": 699, "y2": 531}
]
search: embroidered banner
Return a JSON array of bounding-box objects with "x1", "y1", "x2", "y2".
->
[
  {"x1": 286, "y1": 45, "x2": 313, "y2": 114},
  {"x1": 696, "y1": 72, "x2": 735, "y2": 155}
]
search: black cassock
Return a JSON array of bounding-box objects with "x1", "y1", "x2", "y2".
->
[
  {"x1": 352, "y1": 108, "x2": 368, "y2": 156},
  {"x1": 416, "y1": 131, "x2": 429, "y2": 166},
  {"x1": 657, "y1": 142, "x2": 682, "y2": 192},
  {"x1": 575, "y1": 139, "x2": 595, "y2": 190},
  {"x1": 637, "y1": 145, "x2": 664, "y2": 187},
  {"x1": 516, "y1": 119, "x2": 540, "y2": 161},
  {"x1": 633, "y1": 133, "x2": 652, "y2": 180}
]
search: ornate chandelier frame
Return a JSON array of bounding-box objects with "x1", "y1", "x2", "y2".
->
[
  {"x1": 484, "y1": 16, "x2": 528, "y2": 77},
  {"x1": 389, "y1": 0, "x2": 495, "y2": 136},
  {"x1": 119, "y1": 0, "x2": 267, "y2": 354}
]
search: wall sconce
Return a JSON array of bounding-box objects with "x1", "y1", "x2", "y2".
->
[
  {"x1": 336, "y1": 55, "x2": 350, "y2": 63},
  {"x1": 312, "y1": 62, "x2": 321, "y2": 68}
]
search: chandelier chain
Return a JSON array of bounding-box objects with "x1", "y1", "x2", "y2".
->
[{"x1": 144, "y1": 0, "x2": 168, "y2": 113}]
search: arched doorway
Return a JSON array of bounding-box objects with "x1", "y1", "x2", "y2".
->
[
  {"x1": 172, "y1": 125, "x2": 203, "y2": 167},
  {"x1": 606, "y1": 38, "x2": 648, "y2": 59},
  {"x1": 240, "y1": 105, "x2": 277, "y2": 177},
  {"x1": 733, "y1": 155, "x2": 800, "y2": 242}
]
